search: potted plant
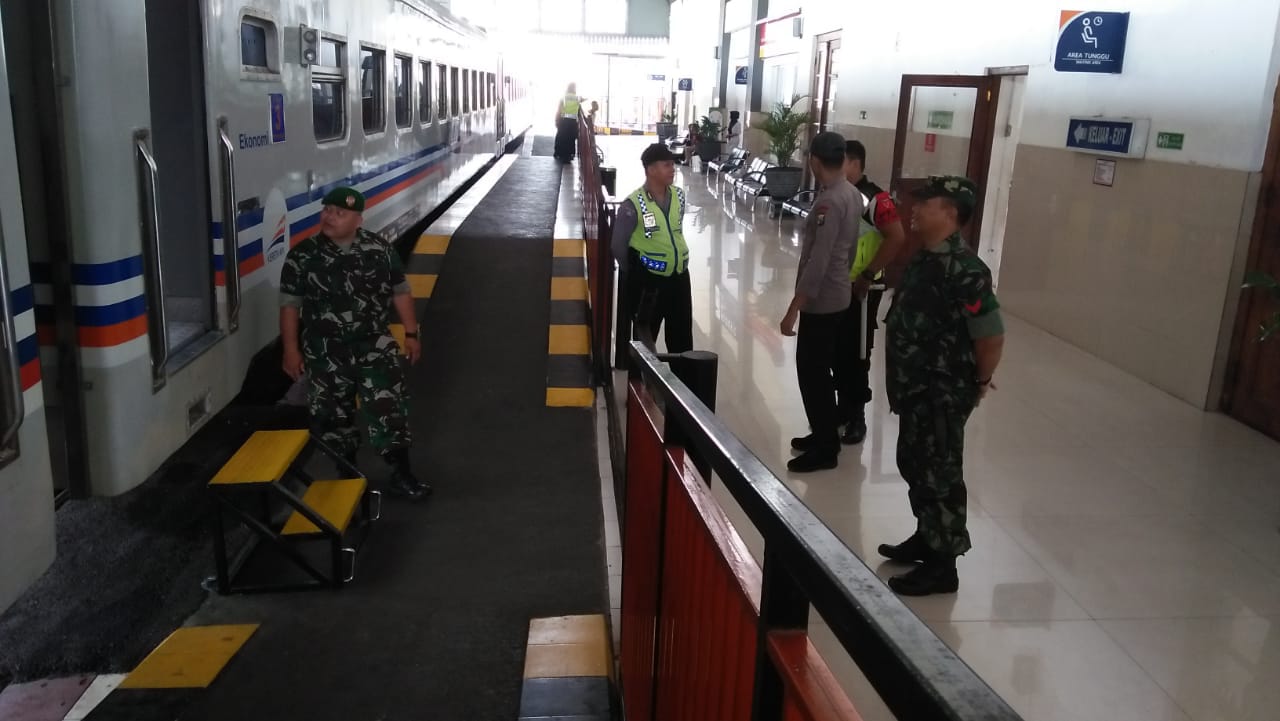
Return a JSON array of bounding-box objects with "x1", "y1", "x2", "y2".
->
[
  {"x1": 657, "y1": 110, "x2": 679, "y2": 140},
  {"x1": 760, "y1": 96, "x2": 811, "y2": 206},
  {"x1": 1243, "y1": 271, "x2": 1280, "y2": 340},
  {"x1": 695, "y1": 115, "x2": 723, "y2": 168}
]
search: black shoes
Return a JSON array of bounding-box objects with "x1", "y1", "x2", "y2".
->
[
  {"x1": 388, "y1": 466, "x2": 432, "y2": 501},
  {"x1": 878, "y1": 534, "x2": 959, "y2": 596},
  {"x1": 887, "y1": 559, "x2": 959, "y2": 596},
  {"x1": 877, "y1": 533, "x2": 931, "y2": 563},
  {"x1": 787, "y1": 450, "x2": 839, "y2": 473},
  {"x1": 840, "y1": 418, "x2": 867, "y2": 445},
  {"x1": 790, "y1": 434, "x2": 819, "y2": 452},
  {"x1": 383, "y1": 448, "x2": 431, "y2": 501}
]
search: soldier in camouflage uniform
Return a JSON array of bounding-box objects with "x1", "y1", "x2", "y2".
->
[
  {"x1": 279, "y1": 187, "x2": 430, "y2": 500},
  {"x1": 879, "y1": 176, "x2": 1004, "y2": 596}
]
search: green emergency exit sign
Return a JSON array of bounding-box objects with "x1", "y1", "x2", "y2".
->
[{"x1": 1156, "y1": 132, "x2": 1185, "y2": 150}]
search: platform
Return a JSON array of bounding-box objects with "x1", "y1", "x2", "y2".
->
[{"x1": 0, "y1": 150, "x2": 612, "y2": 721}]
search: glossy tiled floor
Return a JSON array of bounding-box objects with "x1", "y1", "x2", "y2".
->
[{"x1": 597, "y1": 136, "x2": 1280, "y2": 721}]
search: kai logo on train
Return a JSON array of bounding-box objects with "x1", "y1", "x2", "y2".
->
[{"x1": 264, "y1": 189, "x2": 290, "y2": 288}]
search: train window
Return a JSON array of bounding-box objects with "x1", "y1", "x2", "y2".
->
[
  {"x1": 438, "y1": 64, "x2": 449, "y2": 120},
  {"x1": 361, "y1": 46, "x2": 386, "y2": 133},
  {"x1": 419, "y1": 60, "x2": 433, "y2": 124},
  {"x1": 450, "y1": 67, "x2": 459, "y2": 116},
  {"x1": 471, "y1": 70, "x2": 479, "y2": 110},
  {"x1": 312, "y1": 37, "x2": 347, "y2": 142},
  {"x1": 394, "y1": 54, "x2": 412, "y2": 128},
  {"x1": 240, "y1": 16, "x2": 278, "y2": 74},
  {"x1": 462, "y1": 69, "x2": 470, "y2": 113},
  {"x1": 488, "y1": 73, "x2": 496, "y2": 108}
]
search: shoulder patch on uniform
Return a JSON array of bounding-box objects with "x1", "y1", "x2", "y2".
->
[{"x1": 815, "y1": 204, "x2": 830, "y2": 226}]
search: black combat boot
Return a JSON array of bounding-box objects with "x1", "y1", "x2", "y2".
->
[
  {"x1": 840, "y1": 412, "x2": 867, "y2": 445},
  {"x1": 383, "y1": 448, "x2": 431, "y2": 501},
  {"x1": 877, "y1": 533, "x2": 930, "y2": 563},
  {"x1": 887, "y1": 554, "x2": 959, "y2": 596}
]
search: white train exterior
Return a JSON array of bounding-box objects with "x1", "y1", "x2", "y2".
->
[{"x1": 0, "y1": 0, "x2": 530, "y2": 612}]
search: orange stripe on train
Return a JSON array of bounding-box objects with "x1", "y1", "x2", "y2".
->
[{"x1": 78, "y1": 316, "x2": 149, "y2": 348}]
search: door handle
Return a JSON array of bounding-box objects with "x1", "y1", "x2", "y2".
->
[
  {"x1": 0, "y1": 210, "x2": 25, "y2": 455},
  {"x1": 218, "y1": 117, "x2": 241, "y2": 334},
  {"x1": 134, "y1": 129, "x2": 169, "y2": 390}
]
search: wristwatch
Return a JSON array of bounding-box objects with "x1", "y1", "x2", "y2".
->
[
  {"x1": 404, "y1": 326, "x2": 420, "y2": 339},
  {"x1": 977, "y1": 377, "x2": 993, "y2": 386}
]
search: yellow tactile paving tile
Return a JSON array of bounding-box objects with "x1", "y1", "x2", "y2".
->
[
  {"x1": 550, "y1": 277, "x2": 588, "y2": 301},
  {"x1": 528, "y1": 615, "x2": 609, "y2": 646},
  {"x1": 407, "y1": 273, "x2": 437, "y2": 299},
  {"x1": 553, "y1": 239, "x2": 586, "y2": 258},
  {"x1": 523, "y1": 643, "x2": 611, "y2": 679},
  {"x1": 209, "y1": 431, "x2": 308, "y2": 485},
  {"x1": 119, "y1": 625, "x2": 259, "y2": 689},
  {"x1": 546, "y1": 387, "x2": 595, "y2": 407},
  {"x1": 414, "y1": 234, "x2": 450, "y2": 255},
  {"x1": 548, "y1": 325, "x2": 590, "y2": 355}
]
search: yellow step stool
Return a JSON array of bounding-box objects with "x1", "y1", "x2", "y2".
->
[{"x1": 281, "y1": 478, "x2": 368, "y2": 536}]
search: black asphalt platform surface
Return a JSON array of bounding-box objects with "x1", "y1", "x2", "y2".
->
[
  {"x1": 531, "y1": 133, "x2": 556, "y2": 157},
  {"x1": 0, "y1": 404, "x2": 306, "y2": 691},
  {"x1": 181, "y1": 156, "x2": 608, "y2": 721}
]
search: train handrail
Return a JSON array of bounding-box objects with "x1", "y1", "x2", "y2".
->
[
  {"x1": 0, "y1": 208, "x2": 24, "y2": 453},
  {"x1": 133, "y1": 129, "x2": 169, "y2": 390},
  {"x1": 217, "y1": 117, "x2": 242, "y2": 334},
  {"x1": 627, "y1": 339, "x2": 1023, "y2": 721}
]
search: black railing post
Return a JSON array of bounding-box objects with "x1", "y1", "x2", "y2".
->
[
  {"x1": 751, "y1": 545, "x2": 811, "y2": 721},
  {"x1": 659, "y1": 350, "x2": 718, "y2": 481}
]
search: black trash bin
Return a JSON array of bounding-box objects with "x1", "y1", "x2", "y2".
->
[{"x1": 601, "y1": 167, "x2": 617, "y2": 197}]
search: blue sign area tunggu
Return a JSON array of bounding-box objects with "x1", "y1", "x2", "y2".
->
[
  {"x1": 678, "y1": 78, "x2": 692, "y2": 91},
  {"x1": 269, "y1": 92, "x2": 286, "y2": 143},
  {"x1": 734, "y1": 66, "x2": 749, "y2": 85},
  {"x1": 1066, "y1": 118, "x2": 1136, "y2": 155},
  {"x1": 1056, "y1": 11, "x2": 1130, "y2": 74}
]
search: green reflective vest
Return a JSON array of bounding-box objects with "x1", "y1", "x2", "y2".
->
[
  {"x1": 849, "y1": 191, "x2": 885, "y2": 281},
  {"x1": 562, "y1": 94, "x2": 581, "y2": 117},
  {"x1": 628, "y1": 186, "x2": 688, "y2": 277}
]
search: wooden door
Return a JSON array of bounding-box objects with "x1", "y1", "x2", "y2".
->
[
  {"x1": 804, "y1": 32, "x2": 840, "y2": 187},
  {"x1": 1224, "y1": 80, "x2": 1280, "y2": 440},
  {"x1": 886, "y1": 74, "x2": 1000, "y2": 286}
]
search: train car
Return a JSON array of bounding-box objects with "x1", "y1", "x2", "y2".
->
[{"x1": 0, "y1": 0, "x2": 531, "y2": 613}]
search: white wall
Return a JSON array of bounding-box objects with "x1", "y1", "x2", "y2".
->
[{"x1": 798, "y1": 0, "x2": 1280, "y2": 172}]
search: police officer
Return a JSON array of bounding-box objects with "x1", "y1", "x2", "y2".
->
[
  {"x1": 554, "y1": 82, "x2": 582, "y2": 162},
  {"x1": 611, "y1": 143, "x2": 693, "y2": 353},
  {"x1": 781, "y1": 131, "x2": 862, "y2": 472},
  {"x1": 834, "y1": 140, "x2": 906, "y2": 445},
  {"x1": 880, "y1": 176, "x2": 1004, "y2": 595},
  {"x1": 279, "y1": 187, "x2": 431, "y2": 501}
]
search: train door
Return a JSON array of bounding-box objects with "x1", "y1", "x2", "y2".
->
[
  {"x1": 0, "y1": 7, "x2": 58, "y2": 614},
  {"x1": 2, "y1": 0, "x2": 90, "y2": 499},
  {"x1": 141, "y1": 0, "x2": 219, "y2": 372}
]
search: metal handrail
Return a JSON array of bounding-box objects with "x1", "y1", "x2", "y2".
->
[
  {"x1": 217, "y1": 117, "x2": 241, "y2": 333},
  {"x1": 0, "y1": 211, "x2": 24, "y2": 452},
  {"x1": 134, "y1": 129, "x2": 169, "y2": 390},
  {"x1": 627, "y1": 340, "x2": 1023, "y2": 721}
]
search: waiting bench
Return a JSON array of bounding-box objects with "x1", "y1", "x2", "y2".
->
[{"x1": 708, "y1": 147, "x2": 748, "y2": 182}]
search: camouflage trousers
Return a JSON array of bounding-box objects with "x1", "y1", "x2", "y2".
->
[
  {"x1": 896, "y1": 399, "x2": 974, "y2": 557},
  {"x1": 303, "y1": 333, "x2": 411, "y2": 456}
]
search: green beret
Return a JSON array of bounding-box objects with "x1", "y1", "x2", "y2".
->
[{"x1": 321, "y1": 186, "x2": 365, "y2": 213}]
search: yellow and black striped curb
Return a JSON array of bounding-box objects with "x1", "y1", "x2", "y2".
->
[
  {"x1": 546, "y1": 238, "x2": 594, "y2": 408},
  {"x1": 517, "y1": 614, "x2": 615, "y2": 720},
  {"x1": 391, "y1": 232, "x2": 449, "y2": 346}
]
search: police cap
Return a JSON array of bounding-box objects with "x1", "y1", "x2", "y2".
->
[{"x1": 640, "y1": 143, "x2": 677, "y2": 167}]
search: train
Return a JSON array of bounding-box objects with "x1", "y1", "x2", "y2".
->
[{"x1": 0, "y1": 0, "x2": 532, "y2": 613}]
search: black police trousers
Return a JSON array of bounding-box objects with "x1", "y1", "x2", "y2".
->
[
  {"x1": 834, "y1": 288, "x2": 884, "y2": 424},
  {"x1": 625, "y1": 263, "x2": 693, "y2": 354},
  {"x1": 796, "y1": 309, "x2": 846, "y2": 453},
  {"x1": 555, "y1": 117, "x2": 577, "y2": 160}
]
